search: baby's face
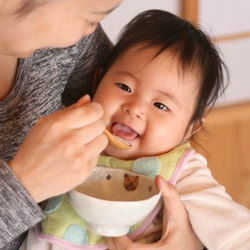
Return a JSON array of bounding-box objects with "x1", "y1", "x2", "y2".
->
[{"x1": 93, "y1": 44, "x2": 200, "y2": 160}]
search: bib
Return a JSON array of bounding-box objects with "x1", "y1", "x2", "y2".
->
[{"x1": 36, "y1": 142, "x2": 194, "y2": 249}]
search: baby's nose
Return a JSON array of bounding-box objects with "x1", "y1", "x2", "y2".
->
[{"x1": 122, "y1": 102, "x2": 145, "y2": 119}]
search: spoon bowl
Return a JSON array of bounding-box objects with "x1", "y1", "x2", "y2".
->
[{"x1": 104, "y1": 129, "x2": 131, "y2": 150}]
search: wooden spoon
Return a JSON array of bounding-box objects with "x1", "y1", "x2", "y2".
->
[{"x1": 104, "y1": 129, "x2": 131, "y2": 150}]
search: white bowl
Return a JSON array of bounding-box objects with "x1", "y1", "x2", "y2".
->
[{"x1": 68, "y1": 167, "x2": 161, "y2": 236}]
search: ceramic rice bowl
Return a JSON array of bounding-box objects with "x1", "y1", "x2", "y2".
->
[{"x1": 68, "y1": 167, "x2": 162, "y2": 236}]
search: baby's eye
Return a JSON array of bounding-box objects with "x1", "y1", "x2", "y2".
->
[
  {"x1": 116, "y1": 83, "x2": 131, "y2": 93},
  {"x1": 154, "y1": 102, "x2": 169, "y2": 111}
]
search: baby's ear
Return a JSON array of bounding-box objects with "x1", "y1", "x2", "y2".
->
[
  {"x1": 192, "y1": 117, "x2": 205, "y2": 135},
  {"x1": 183, "y1": 117, "x2": 205, "y2": 141}
]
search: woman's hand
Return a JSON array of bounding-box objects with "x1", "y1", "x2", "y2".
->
[
  {"x1": 106, "y1": 175, "x2": 203, "y2": 250},
  {"x1": 9, "y1": 95, "x2": 108, "y2": 203}
]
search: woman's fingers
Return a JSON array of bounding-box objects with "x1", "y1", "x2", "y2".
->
[
  {"x1": 106, "y1": 176, "x2": 203, "y2": 250},
  {"x1": 106, "y1": 236, "x2": 131, "y2": 250},
  {"x1": 155, "y1": 175, "x2": 186, "y2": 235},
  {"x1": 73, "y1": 94, "x2": 92, "y2": 108},
  {"x1": 39, "y1": 100, "x2": 104, "y2": 131},
  {"x1": 9, "y1": 98, "x2": 108, "y2": 203},
  {"x1": 155, "y1": 176, "x2": 203, "y2": 249}
]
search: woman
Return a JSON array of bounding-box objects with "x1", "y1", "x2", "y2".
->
[{"x1": 0, "y1": 0, "x2": 202, "y2": 249}]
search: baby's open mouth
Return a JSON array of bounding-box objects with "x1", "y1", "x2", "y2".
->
[{"x1": 111, "y1": 122, "x2": 139, "y2": 144}]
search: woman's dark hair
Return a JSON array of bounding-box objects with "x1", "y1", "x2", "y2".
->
[{"x1": 98, "y1": 9, "x2": 229, "y2": 123}]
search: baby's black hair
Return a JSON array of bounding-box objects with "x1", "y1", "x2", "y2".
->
[{"x1": 98, "y1": 9, "x2": 228, "y2": 123}]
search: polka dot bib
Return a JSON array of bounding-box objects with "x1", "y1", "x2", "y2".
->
[{"x1": 36, "y1": 142, "x2": 194, "y2": 249}]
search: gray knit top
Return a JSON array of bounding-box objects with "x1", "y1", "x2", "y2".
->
[{"x1": 0, "y1": 26, "x2": 112, "y2": 249}]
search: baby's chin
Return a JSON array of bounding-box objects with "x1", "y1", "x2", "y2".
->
[{"x1": 102, "y1": 145, "x2": 140, "y2": 161}]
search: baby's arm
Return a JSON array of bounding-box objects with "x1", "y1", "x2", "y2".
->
[{"x1": 176, "y1": 151, "x2": 250, "y2": 250}]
